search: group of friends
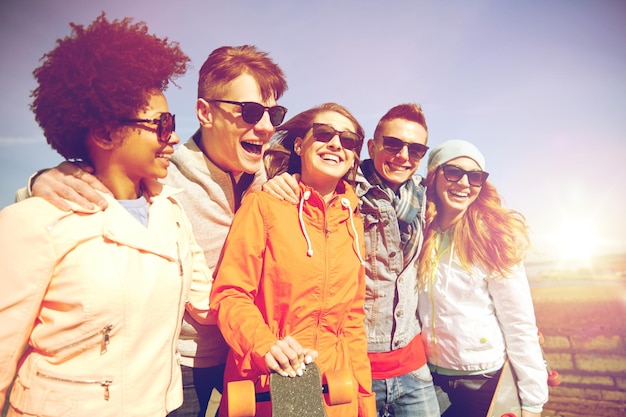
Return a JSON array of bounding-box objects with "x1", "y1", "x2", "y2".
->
[{"x1": 0, "y1": 13, "x2": 548, "y2": 417}]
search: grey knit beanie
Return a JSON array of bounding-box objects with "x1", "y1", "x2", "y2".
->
[{"x1": 427, "y1": 139, "x2": 486, "y2": 171}]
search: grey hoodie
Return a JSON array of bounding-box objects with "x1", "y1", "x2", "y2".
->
[{"x1": 166, "y1": 131, "x2": 266, "y2": 367}]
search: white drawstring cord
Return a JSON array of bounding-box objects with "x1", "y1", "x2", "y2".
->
[
  {"x1": 298, "y1": 190, "x2": 364, "y2": 263},
  {"x1": 298, "y1": 190, "x2": 314, "y2": 257},
  {"x1": 444, "y1": 238, "x2": 454, "y2": 297},
  {"x1": 341, "y1": 198, "x2": 366, "y2": 265}
]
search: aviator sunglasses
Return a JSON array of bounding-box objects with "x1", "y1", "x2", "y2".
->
[
  {"x1": 382, "y1": 136, "x2": 429, "y2": 161},
  {"x1": 310, "y1": 123, "x2": 363, "y2": 151},
  {"x1": 206, "y1": 99, "x2": 287, "y2": 127},
  {"x1": 118, "y1": 112, "x2": 176, "y2": 144},
  {"x1": 441, "y1": 164, "x2": 489, "y2": 187}
]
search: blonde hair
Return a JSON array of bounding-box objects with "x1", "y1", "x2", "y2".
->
[{"x1": 418, "y1": 166, "x2": 529, "y2": 287}]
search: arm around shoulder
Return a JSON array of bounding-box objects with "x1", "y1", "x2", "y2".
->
[
  {"x1": 14, "y1": 169, "x2": 48, "y2": 202},
  {"x1": 21, "y1": 161, "x2": 111, "y2": 211}
]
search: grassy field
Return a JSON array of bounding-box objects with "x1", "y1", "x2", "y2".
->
[
  {"x1": 529, "y1": 252, "x2": 626, "y2": 336},
  {"x1": 532, "y1": 282, "x2": 626, "y2": 336},
  {"x1": 528, "y1": 253, "x2": 626, "y2": 416}
]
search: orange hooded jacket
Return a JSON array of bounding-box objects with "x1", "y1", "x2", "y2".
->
[{"x1": 211, "y1": 180, "x2": 376, "y2": 417}]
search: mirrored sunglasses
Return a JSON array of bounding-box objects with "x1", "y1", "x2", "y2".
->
[
  {"x1": 310, "y1": 123, "x2": 362, "y2": 151},
  {"x1": 206, "y1": 99, "x2": 287, "y2": 127},
  {"x1": 441, "y1": 164, "x2": 489, "y2": 187},
  {"x1": 118, "y1": 112, "x2": 176, "y2": 144},
  {"x1": 382, "y1": 136, "x2": 429, "y2": 161}
]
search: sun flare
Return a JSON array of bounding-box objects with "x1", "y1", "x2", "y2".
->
[{"x1": 552, "y1": 220, "x2": 600, "y2": 266}]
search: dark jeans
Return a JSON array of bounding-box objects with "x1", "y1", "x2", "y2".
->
[
  {"x1": 432, "y1": 368, "x2": 502, "y2": 417},
  {"x1": 167, "y1": 364, "x2": 225, "y2": 417}
]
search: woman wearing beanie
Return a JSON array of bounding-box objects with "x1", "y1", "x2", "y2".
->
[{"x1": 417, "y1": 140, "x2": 548, "y2": 417}]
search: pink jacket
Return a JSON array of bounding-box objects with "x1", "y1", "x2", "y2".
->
[{"x1": 0, "y1": 182, "x2": 213, "y2": 417}]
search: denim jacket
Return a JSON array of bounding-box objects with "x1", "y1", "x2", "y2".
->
[{"x1": 356, "y1": 168, "x2": 426, "y2": 352}]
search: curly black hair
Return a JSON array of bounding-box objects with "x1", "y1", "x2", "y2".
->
[{"x1": 30, "y1": 12, "x2": 190, "y2": 161}]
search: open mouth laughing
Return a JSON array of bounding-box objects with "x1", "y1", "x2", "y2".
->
[
  {"x1": 241, "y1": 140, "x2": 264, "y2": 155},
  {"x1": 321, "y1": 153, "x2": 341, "y2": 164}
]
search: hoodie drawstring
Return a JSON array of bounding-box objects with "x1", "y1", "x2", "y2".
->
[
  {"x1": 341, "y1": 197, "x2": 365, "y2": 265},
  {"x1": 430, "y1": 229, "x2": 453, "y2": 298},
  {"x1": 297, "y1": 191, "x2": 365, "y2": 264},
  {"x1": 298, "y1": 190, "x2": 314, "y2": 257},
  {"x1": 444, "y1": 237, "x2": 454, "y2": 296}
]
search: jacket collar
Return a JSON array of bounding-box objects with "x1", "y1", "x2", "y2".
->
[
  {"x1": 296, "y1": 179, "x2": 365, "y2": 264},
  {"x1": 298, "y1": 179, "x2": 360, "y2": 209},
  {"x1": 66, "y1": 182, "x2": 185, "y2": 260}
]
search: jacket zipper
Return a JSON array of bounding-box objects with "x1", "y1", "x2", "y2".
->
[
  {"x1": 319, "y1": 214, "x2": 329, "y2": 342},
  {"x1": 36, "y1": 371, "x2": 113, "y2": 400},
  {"x1": 167, "y1": 239, "x2": 185, "y2": 411},
  {"x1": 177, "y1": 232, "x2": 184, "y2": 276},
  {"x1": 48, "y1": 325, "x2": 113, "y2": 355},
  {"x1": 100, "y1": 325, "x2": 113, "y2": 354}
]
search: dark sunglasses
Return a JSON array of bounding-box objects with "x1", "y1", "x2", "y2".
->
[
  {"x1": 310, "y1": 123, "x2": 363, "y2": 151},
  {"x1": 206, "y1": 99, "x2": 287, "y2": 127},
  {"x1": 441, "y1": 164, "x2": 489, "y2": 187},
  {"x1": 381, "y1": 136, "x2": 429, "y2": 161},
  {"x1": 118, "y1": 112, "x2": 176, "y2": 144}
]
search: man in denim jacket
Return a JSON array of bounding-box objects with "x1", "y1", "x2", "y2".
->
[{"x1": 357, "y1": 104, "x2": 439, "y2": 417}]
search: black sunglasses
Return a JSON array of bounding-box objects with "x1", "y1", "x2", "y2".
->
[
  {"x1": 206, "y1": 99, "x2": 287, "y2": 127},
  {"x1": 441, "y1": 164, "x2": 489, "y2": 187},
  {"x1": 118, "y1": 112, "x2": 176, "y2": 144},
  {"x1": 381, "y1": 136, "x2": 429, "y2": 161},
  {"x1": 310, "y1": 123, "x2": 363, "y2": 151}
]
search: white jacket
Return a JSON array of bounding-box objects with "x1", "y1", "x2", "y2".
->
[{"x1": 418, "y1": 234, "x2": 548, "y2": 410}]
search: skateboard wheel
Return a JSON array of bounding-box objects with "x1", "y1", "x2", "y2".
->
[
  {"x1": 227, "y1": 380, "x2": 256, "y2": 417},
  {"x1": 324, "y1": 367, "x2": 353, "y2": 405},
  {"x1": 548, "y1": 370, "x2": 561, "y2": 386},
  {"x1": 500, "y1": 413, "x2": 518, "y2": 417}
]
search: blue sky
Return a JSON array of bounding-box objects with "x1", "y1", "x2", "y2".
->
[{"x1": 1, "y1": 0, "x2": 624, "y2": 262}]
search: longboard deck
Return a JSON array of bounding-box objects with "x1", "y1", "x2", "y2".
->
[
  {"x1": 269, "y1": 362, "x2": 327, "y2": 417},
  {"x1": 487, "y1": 360, "x2": 521, "y2": 417}
]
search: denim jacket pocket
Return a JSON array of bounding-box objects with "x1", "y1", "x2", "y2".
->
[{"x1": 361, "y1": 210, "x2": 380, "y2": 231}]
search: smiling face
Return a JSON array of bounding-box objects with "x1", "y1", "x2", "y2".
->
[
  {"x1": 97, "y1": 91, "x2": 179, "y2": 199},
  {"x1": 197, "y1": 73, "x2": 277, "y2": 178},
  {"x1": 367, "y1": 118, "x2": 428, "y2": 192},
  {"x1": 294, "y1": 111, "x2": 358, "y2": 199},
  {"x1": 435, "y1": 156, "x2": 483, "y2": 228}
]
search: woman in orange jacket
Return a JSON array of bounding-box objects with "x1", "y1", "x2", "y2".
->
[{"x1": 211, "y1": 103, "x2": 376, "y2": 417}]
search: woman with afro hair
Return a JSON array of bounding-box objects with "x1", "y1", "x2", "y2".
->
[
  {"x1": 417, "y1": 140, "x2": 548, "y2": 417},
  {"x1": 0, "y1": 13, "x2": 215, "y2": 417}
]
